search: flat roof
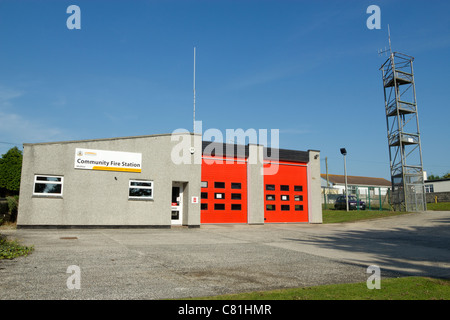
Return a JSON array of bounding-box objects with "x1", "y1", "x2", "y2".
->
[
  {"x1": 425, "y1": 178, "x2": 450, "y2": 183},
  {"x1": 202, "y1": 141, "x2": 310, "y2": 163},
  {"x1": 321, "y1": 174, "x2": 391, "y2": 187},
  {"x1": 22, "y1": 132, "x2": 199, "y2": 146},
  {"x1": 22, "y1": 133, "x2": 314, "y2": 163}
]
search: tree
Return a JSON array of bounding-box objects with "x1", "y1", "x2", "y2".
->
[
  {"x1": 427, "y1": 172, "x2": 450, "y2": 181},
  {"x1": 0, "y1": 147, "x2": 23, "y2": 196}
]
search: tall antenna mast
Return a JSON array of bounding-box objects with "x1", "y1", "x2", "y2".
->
[
  {"x1": 388, "y1": 24, "x2": 392, "y2": 56},
  {"x1": 193, "y1": 46, "x2": 196, "y2": 133},
  {"x1": 378, "y1": 24, "x2": 393, "y2": 57}
]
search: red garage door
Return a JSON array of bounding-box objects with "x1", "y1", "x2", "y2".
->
[
  {"x1": 264, "y1": 161, "x2": 308, "y2": 223},
  {"x1": 200, "y1": 156, "x2": 248, "y2": 223}
]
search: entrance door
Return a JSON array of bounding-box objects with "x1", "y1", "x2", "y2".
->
[{"x1": 171, "y1": 183, "x2": 183, "y2": 225}]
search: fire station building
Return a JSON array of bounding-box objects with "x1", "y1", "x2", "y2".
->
[{"x1": 17, "y1": 132, "x2": 322, "y2": 228}]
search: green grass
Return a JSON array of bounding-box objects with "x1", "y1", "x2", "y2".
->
[
  {"x1": 426, "y1": 202, "x2": 450, "y2": 211},
  {"x1": 191, "y1": 277, "x2": 450, "y2": 300},
  {"x1": 0, "y1": 234, "x2": 34, "y2": 260},
  {"x1": 322, "y1": 201, "x2": 449, "y2": 224},
  {"x1": 322, "y1": 209, "x2": 413, "y2": 224}
]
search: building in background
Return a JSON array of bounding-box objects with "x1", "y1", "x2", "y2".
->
[
  {"x1": 424, "y1": 177, "x2": 450, "y2": 203},
  {"x1": 321, "y1": 174, "x2": 391, "y2": 196}
]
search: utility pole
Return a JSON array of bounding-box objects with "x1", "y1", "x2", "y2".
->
[
  {"x1": 340, "y1": 148, "x2": 349, "y2": 212},
  {"x1": 325, "y1": 157, "x2": 329, "y2": 209}
]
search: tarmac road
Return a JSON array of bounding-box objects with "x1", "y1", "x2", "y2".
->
[{"x1": 1, "y1": 211, "x2": 449, "y2": 300}]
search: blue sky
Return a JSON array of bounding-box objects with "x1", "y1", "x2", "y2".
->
[{"x1": 0, "y1": 0, "x2": 449, "y2": 180}]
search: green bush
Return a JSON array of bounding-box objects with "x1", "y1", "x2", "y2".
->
[
  {"x1": 6, "y1": 195, "x2": 18, "y2": 212},
  {"x1": 0, "y1": 234, "x2": 34, "y2": 260},
  {"x1": 0, "y1": 201, "x2": 8, "y2": 218},
  {"x1": 6, "y1": 195, "x2": 19, "y2": 222},
  {"x1": 0, "y1": 147, "x2": 22, "y2": 193}
]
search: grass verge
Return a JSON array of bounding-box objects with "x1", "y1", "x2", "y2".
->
[
  {"x1": 191, "y1": 277, "x2": 450, "y2": 300},
  {"x1": 426, "y1": 202, "x2": 450, "y2": 211},
  {"x1": 322, "y1": 209, "x2": 413, "y2": 224},
  {"x1": 323, "y1": 202, "x2": 449, "y2": 224}
]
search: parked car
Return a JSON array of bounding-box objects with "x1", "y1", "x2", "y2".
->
[{"x1": 334, "y1": 195, "x2": 366, "y2": 210}]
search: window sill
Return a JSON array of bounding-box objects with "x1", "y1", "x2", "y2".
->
[
  {"x1": 128, "y1": 198, "x2": 154, "y2": 202},
  {"x1": 32, "y1": 195, "x2": 63, "y2": 199}
]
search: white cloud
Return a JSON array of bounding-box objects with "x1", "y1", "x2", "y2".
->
[
  {"x1": 227, "y1": 60, "x2": 321, "y2": 92},
  {"x1": 0, "y1": 110, "x2": 65, "y2": 144},
  {"x1": 0, "y1": 85, "x2": 70, "y2": 149},
  {"x1": 0, "y1": 86, "x2": 24, "y2": 107}
]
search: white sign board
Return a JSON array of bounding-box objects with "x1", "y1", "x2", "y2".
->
[{"x1": 75, "y1": 148, "x2": 142, "y2": 173}]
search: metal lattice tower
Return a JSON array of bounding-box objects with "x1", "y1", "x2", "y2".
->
[{"x1": 380, "y1": 51, "x2": 426, "y2": 212}]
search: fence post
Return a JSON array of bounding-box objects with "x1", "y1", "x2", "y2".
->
[
  {"x1": 356, "y1": 186, "x2": 359, "y2": 211},
  {"x1": 379, "y1": 187, "x2": 382, "y2": 211}
]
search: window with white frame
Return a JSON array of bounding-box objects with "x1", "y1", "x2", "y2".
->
[
  {"x1": 33, "y1": 175, "x2": 64, "y2": 196},
  {"x1": 348, "y1": 186, "x2": 357, "y2": 195},
  {"x1": 129, "y1": 180, "x2": 154, "y2": 200}
]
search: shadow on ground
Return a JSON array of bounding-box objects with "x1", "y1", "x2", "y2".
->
[{"x1": 284, "y1": 215, "x2": 450, "y2": 279}]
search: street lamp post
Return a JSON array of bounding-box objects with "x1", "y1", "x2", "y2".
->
[{"x1": 340, "y1": 148, "x2": 349, "y2": 212}]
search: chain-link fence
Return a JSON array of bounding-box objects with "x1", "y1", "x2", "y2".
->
[{"x1": 322, "y1": 186, "x2": 392, "y2": 211}]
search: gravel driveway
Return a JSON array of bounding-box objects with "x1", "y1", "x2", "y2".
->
[{"x1": 1, "y1": 211, "x2": 449, "y2": 300}]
